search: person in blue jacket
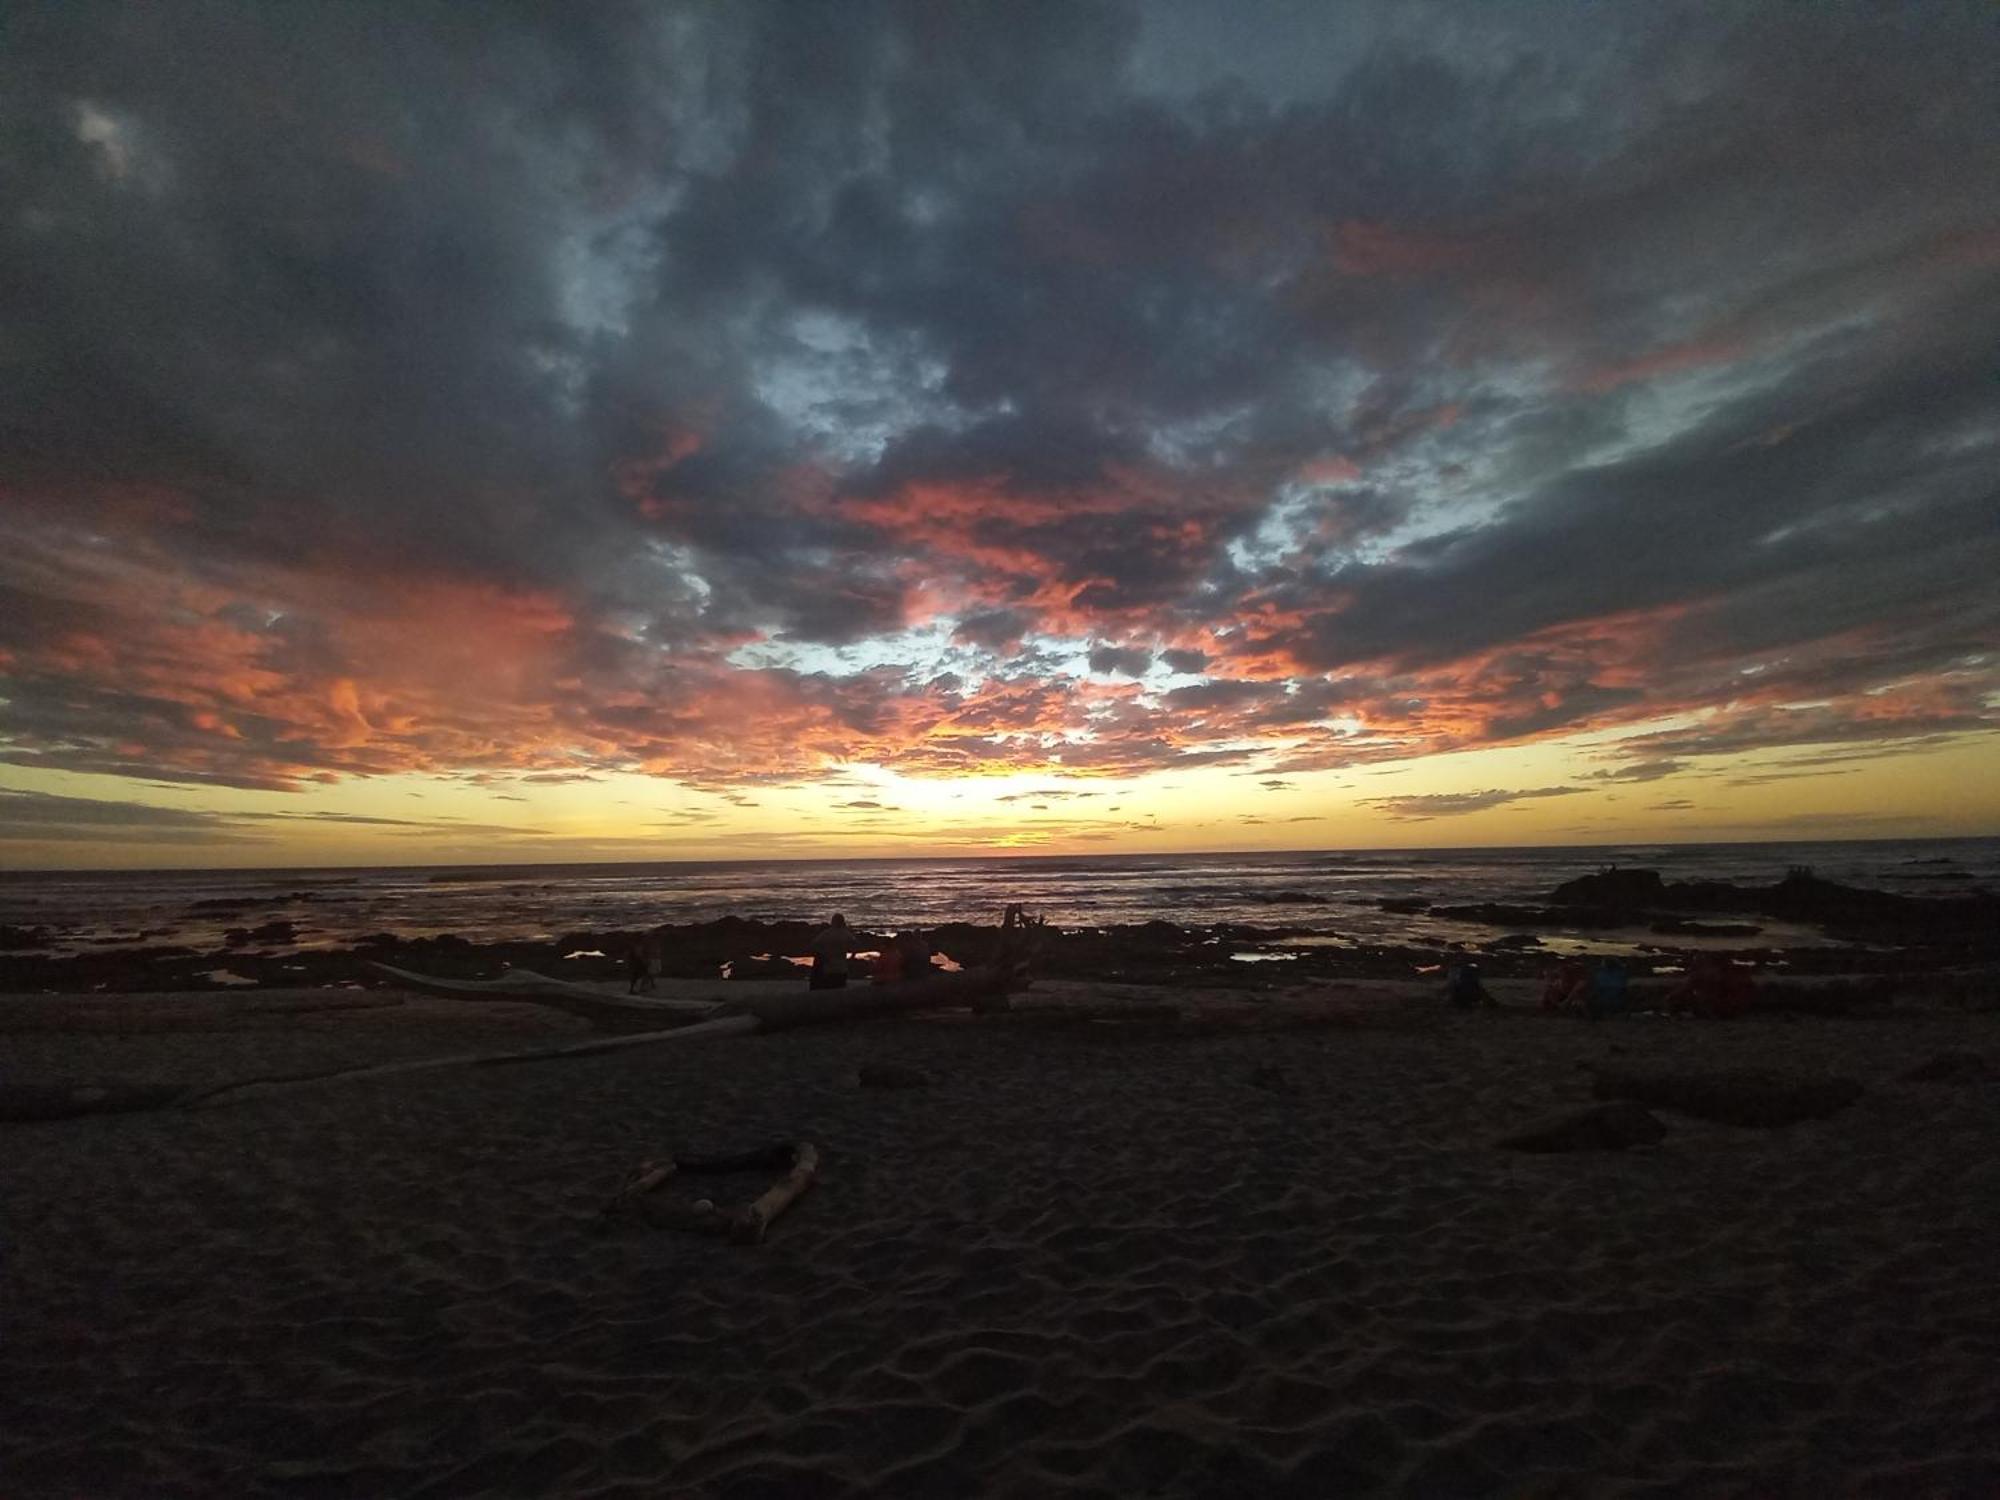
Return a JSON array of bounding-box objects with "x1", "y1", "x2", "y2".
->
[{"x1": 1585, "y1": 957, "x2": 1630, "y2": 1019}]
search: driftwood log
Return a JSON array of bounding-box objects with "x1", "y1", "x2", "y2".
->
[
  {"x1": 365, "y1": 963, "x2": 727, "y2": 1031},
  {"x1": 13, "y1": 911, "x2": 1043, "y2": 1124},
  {"x1": 607, "y1": 1141, "x2": 819, "y2": 1244},
  {"x1": 0, "y1": 1079, "x2": 195, "y2": 1122}
]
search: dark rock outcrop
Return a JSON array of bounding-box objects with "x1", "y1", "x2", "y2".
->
[
  {"x1": 857, "y1": 1064, "x2": 932, "y2": 1089},
  {"x1": 1648, "y1": 919, "x2": 1763, "y2": 937},
  {"x1": 1499, "y1": 1101, "x2": 1666, "y2": 1152},
  {"x1": 223, "y1": 920, "x2": 298, "y2": 949},
  {"x1": 1591, "y1": 1067, "x2": 1862, "y2": 1126},
  {"x1": 0, "y1": 1078, "x2": 193, "y2": 1121},
  {"x1": 1900, "y1": 1051, "x2": 1991, "y2": 1084},
  {"x1": 1550, "y1": 866, "x2": 1999, "y2": 945},
  {"x1": 1247, "y1": 1064, "x2": 1297, "y2": 1094}
]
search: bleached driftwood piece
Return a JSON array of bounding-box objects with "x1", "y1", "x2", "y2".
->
[
  {"x1": 739, "y1": 1141, "x2": 819, "y2": 1243},
  {"x1": 366, "y1": 962, "x2": 725, "y2": 1030},
  {"x1": 620, "y1": 1159, "x2": 680, "y2": 1197},
  {"x1": 181, "y1": 1011, "x2": 762, "y2": 1111},
  {"x1": 610, "y1": 1141, "x2": 820, "y2": 1244}
]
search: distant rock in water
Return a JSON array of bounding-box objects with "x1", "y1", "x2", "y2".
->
[
  {"x1": 1548, "y1": 866, "x2": 1999, "y2": 943},
  {"x1": 0, "y1": 925, "x2": 52, "y2": 952},
  {"x1": 223, "y1": 920, "x2": 297, "y2": 949},
  {"x1": 1550, "y1": 868, "x2": 1670, "y2": 908},
  {"x1": 1431, "y1": 901, "x2": 1628, "y2": 930},
  {"x1": 1647, "y1": 918, "x2": 1763, "y2": 937}
]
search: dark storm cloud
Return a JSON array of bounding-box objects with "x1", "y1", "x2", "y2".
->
[
  {"x1": 0, "y1": 787, "x2": 544, "y2": 845},
  {"x1": 1, "y1": 0, "x2": 1994, "y2": 797},
  {"x1": 0, "y1": 788, "x2": 261, "y2": 844},
  {"x1": 1087, "y1": 645, "x2": 1153, "y2": 678},
  {"x1": 1260, "y1": 314, "x2": 2000, "y2": 678},
  {"x1": 951, "y1": 610, "x2": 1034, "y2": 651},
  {"x1": 1584, "y1": 760, "x2": 1684, "y2": 784}
]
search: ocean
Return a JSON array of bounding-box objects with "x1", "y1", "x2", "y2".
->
[{"x1": 3, "y1": 838, "x2": 1994, "y2": 962}]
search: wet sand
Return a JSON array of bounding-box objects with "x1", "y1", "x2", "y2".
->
[{"x1": 2, "y1": 985, "x2": 1997, "y2": 1496}]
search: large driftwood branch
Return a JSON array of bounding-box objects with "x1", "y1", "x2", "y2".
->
[
  {"x1": 181, "y1": 1012, "x2": 763, "y2": 1111},
  {"x1": 16, "y1": 911, "x2": 1042, "y2": 1124},
  {"x1": 366, "y1": 962, "x2": 724, "y2": 1030}
]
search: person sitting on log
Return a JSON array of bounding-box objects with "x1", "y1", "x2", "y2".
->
[
  {"x1": 1542, "y1": 958, "x2": 1589, "y2": 1012},
  {"x1": 896, "y1": 927, "x2": 932, "y2": 981},
  {"x1": 809, "y1": 913, "x2": 853, "y2": 990},
  {"x1": 1445, "y1": 961, "x2": 1497, "y2": 1008},
  {"x1": 1585, "y1": 957, "x2": 1631, "y2": 1019},
  {"x1": 1666, "y1": 954, "x2": 1755, "y2": 1019},
  {"x1": 871, "y1": 937, "x2": 905, "y2": 985}
]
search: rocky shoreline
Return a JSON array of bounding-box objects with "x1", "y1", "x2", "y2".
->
[{"x1": 2, "y1": 866, "x2": 1994, "y2": 999}]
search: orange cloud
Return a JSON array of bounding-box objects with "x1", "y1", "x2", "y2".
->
[
  {"x1": 1573, "y1": 335, "x2": 1749, "y2": 393},
  {"x1": 1327, "y1": 219, "x2": 1476, "y2": 278}
]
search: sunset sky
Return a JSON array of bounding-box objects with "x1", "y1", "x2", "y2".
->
[{"x1": 2, "y1": 2, "x2": 1997, "y2": 868}]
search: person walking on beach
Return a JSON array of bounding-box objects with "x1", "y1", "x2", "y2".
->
[
  {"x1": 809, "y1": 913, "x2": 853, "y2": 990},
  {"x1": 627, "y1": 927, "x2": 664, "y2": 994}
]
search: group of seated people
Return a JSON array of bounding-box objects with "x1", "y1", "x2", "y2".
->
[
  {"x1": 808, "y1": 913, "x2": 934, "y2": 991},
  {"x1": 1538, "y1": 953, "x2": 1756, "y2": 1018},
  {"x1": 1445, "y1": 952, "x2": 1756, "y2": 1018},
  {"x1": 627, "y1": 914, "x2": 941, "y2": 994},
  {"x1": 1662, "y1": 953, "x2": 1757, "y2": 1018},
  {"x1": 1540, "y1": 957, "x2": 1631, "y2": 1017},
  {"x1": 1441, "y1": 957, "x2": 1635, "y2": 1014}
]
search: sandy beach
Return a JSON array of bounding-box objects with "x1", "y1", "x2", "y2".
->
[{"x1": 3, "y1": 983, "x2": 1997, "y2": 1497}]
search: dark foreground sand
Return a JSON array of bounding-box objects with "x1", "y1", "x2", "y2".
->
[{"x1": 2, "y1": 987, "x2": 1997, "y2": 1497}]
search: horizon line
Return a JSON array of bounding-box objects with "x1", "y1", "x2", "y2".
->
[{"x1": 4, "y1": 829, "x2": 1995, "y2": 878}]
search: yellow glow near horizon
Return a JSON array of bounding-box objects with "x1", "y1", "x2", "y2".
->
[{"x1": 2, "y1": 727, "x2": 1996, "y2": 868}]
